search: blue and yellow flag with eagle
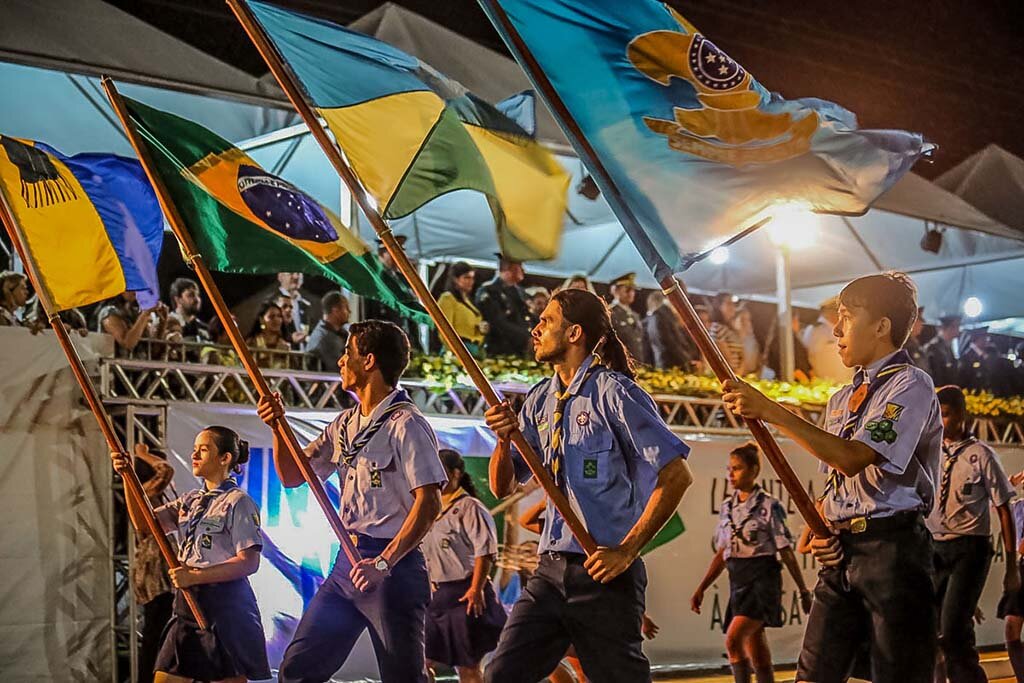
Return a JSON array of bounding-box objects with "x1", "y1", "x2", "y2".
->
[
  {"x1": 478, "y1": 0, "x2": 931, "y2": 279},
  {"x1": 119, "y1": 96, "x2": 427, "y2": 324},
  {"x1": 244, "y1": 0, "x2": 570, "y2": 263},
  {"x1": 0, "y1": 136, "x2": 163, "y2": 310}
]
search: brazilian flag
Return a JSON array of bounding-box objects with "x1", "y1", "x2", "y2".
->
[
  {"x1": 244, "y1": 0, "x2": 570, "y2": 262},
  {"x1": 121, "y1": 96, "x2": 427, "y2": 324}
]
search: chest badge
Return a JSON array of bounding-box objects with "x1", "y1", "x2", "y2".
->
[
  {"x1": 583, "y1": 458, "x2": 598, "y2": 479},
  {"x1": 440, "y1": 538, "x2": 451, "y2": 550},
  {"x1": 200, "y1": 534, "x2": 213, "y2": 550},
  {"x1": 369, "y1": 468, "x2": 383, "y2": 489},
  {"x1": 575, "y1": 411, "x2": 590, "y2": 427}
]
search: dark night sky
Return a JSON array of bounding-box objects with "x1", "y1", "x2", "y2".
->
[{"x1": 107, "y1": 0, "x2": 1024, "y2": 178}]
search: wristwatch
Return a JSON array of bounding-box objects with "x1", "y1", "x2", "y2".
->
[{"x1": 373, "y1": 555, "x2": 391, "y2": 576}]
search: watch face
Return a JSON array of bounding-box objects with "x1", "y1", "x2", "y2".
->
[{"x1": 374, "y1": 558, "x2": 389, "y2": 572}]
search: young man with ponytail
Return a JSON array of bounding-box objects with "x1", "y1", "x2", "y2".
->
[{"x1": 483, "y1": 288, "x2": 694, "y2": 682}]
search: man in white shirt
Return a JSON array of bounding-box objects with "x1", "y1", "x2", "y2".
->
[{"x1": 804, "y1": 296, "x2": 854, "y2": 383}]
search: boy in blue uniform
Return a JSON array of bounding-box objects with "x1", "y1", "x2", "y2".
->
[
  {"x1": 257, "y1": 320, "x2": 448, "y2": 683},
  {"x1": 723, "y1": 272, "x2": 942, "y2": 683},
  {"x1": 928, "y1": 385, "x2": 1018, "y2": 683},
  {"x1": 484, "y1": 288, "x2": 693, "y2": 683}
]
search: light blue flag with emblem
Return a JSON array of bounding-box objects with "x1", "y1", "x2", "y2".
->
[{"x1": 479, "y1": 0, "x2": 931, "y2": 279}]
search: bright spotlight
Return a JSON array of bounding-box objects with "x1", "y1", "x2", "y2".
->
[
  {"x1": 963, "y1": 297, "x2": 983, "y2": 318},
  {"x1": 766, "y1": 204, "x2": 818, "y2": 249},
  {"x1": 709, "y1": 246, "x2": 730, "y2": 265}
]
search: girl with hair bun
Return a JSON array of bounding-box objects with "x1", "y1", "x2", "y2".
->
[
  {"x1": 690, "y1": 442, "x2": 810, "y2": 683},
  {"x1": 112, "y1": 426, "x2": 270, "y2": 683},
  {"x1": 422, "y1": 449, "x2": 506, "y2": 683}
]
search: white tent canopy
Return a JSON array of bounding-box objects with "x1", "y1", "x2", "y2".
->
[{"x1": 936, "y1": 145, "x2": 1024, "y2": 237}]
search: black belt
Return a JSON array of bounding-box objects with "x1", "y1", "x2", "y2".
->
[{"x1": 542, "y1": 550, "x2": 587, "y2": 563}]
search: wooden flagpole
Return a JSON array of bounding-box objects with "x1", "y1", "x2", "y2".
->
[
  {"x1": 480, "y1": 0, "x2": 831, "y2": 538},
  {"x1": 226, "y1": 0, "x2": 598, "y2": 555},
  {"x1": 100, "y1": 77, "x2": 365, "y2": 570},
  {"x1": 0, "y1": 187, "x2": 209, "y2": 628}
]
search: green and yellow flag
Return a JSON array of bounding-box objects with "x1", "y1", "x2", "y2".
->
[
  {"x1": 245, "y1": 0, "x2": 570, "y2": 262},
  {"x1": 120, "y1": 96, "x2": 426, "y2": 323}
]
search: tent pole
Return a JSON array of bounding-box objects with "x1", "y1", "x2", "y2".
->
[
  {"x1": 226, "y1": 0, "x2": 598, "y2": 555},
  {"x1": 776, "y1": 246, "x2": 795, "y2": 381}
]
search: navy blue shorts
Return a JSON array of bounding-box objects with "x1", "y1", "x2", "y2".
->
[
  {"x1": 425, "y1": 576, "x2": 507, "y2": 667},
  {"x1": 723, "y1": 556, "x2": 784, "y2": 632},
  {"x1": 155, "y1": 579, "x2": 271, "y2": 681}
]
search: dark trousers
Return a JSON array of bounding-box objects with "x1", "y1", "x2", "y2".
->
[
  {"x1": 797, "y1": 515, "x2": 937, "y2": 683},
  {"x1": 139, "y1": 592, "x2": 173, "y2": 683},
  {"x1": 278, "y1": 537, "x2": 431, "y2": 683},
  {"x1": 934, "y1": 535, "x2": 993, "y2": 683},
  {"x1": 485, "y1": 552, "x2": 650, "y2": 683}
]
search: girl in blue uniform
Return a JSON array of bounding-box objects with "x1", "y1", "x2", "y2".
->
[
  {"x1": 999, "y1": 471, "x2": 1024, "y2": 682},
  {"x1": 691, "y1": 443, "x2": 811, "y2": 683},
  {"x1": 113, "y1": 426, "x2": 270, "y2": 683},
  {"x1": 423, "y1": 449, "x2": 506, "y2": 683}
]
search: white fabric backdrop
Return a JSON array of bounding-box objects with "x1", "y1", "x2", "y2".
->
[{"x1": 0, "y1": 327, "x2": 113, "y2": 682}]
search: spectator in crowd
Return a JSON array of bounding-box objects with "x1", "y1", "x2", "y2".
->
[
  {"x1": 609, "y1": 272, "x2": 649, "y2": 364},
  {"x1": 234, "y1": 271, "x2": 320, "y2": 345},
  {"x1": 25, "y1": 297, "x2": 89, "y2": 337},
  {"x1": 0, "y1": 270, "x2": 28, "y2": 326},
  {"x1": 803, "y1": 296, "x2": 853, "y2": 383},
  {"x1": 128, "y1": 444, "x2": 176, "y2": 683},
  {"x1": 732, "y1": 306, "x2": 762, "y2": 377},
  {"x1": 960, "y1": 333, "x2": 1016, "y2": 397},
  {"x1": 710, "y1": 292, "x2": 744, "y2": 373},
  {"x1": 277, "y1": 272, "x2": 314, "y2": 332},
  {"x1": 767, "y1": 312, "x2": 813, "y2": 382},
  {"x1": 524, "y1": 286, "x2": 550, "y2": 323},
  {"x1": 306, "y1": 291, "x2": 351, "y2": 370},
  {"x1": 168, "y1": 277, "x2": 210, "y2": 343},
  {"x1": 557, "y1": 273, "x2": 596, "y2": 294},
  {"x1": 437, "y1": 262, "x2": 488, "y2": 359},
  {"x1": 696, "y1": 303, "x2": 713, "y2": 329},
  {"x1": 926, "y1": 315, "x2": 962, "y2": 387},
  {"x1": 97, "y1": 291, "x2": 166, "y2": 353},
  {"x1": 247, "y1": 300, "x2": 290, "y2": 368},
  {"x1": 475, "y1": 253, "x2": 532, "y2": 357},
  {"x1": 905, "y1": 306, "x2": 930, "y2": 373},
  {"x1": 200, "y1": 314, "x2": 239, "y2": 367},
  {"x1": 644, "y1": 290, "x2": 695, "y2": 370},
  {"x1": 274, "y1": 293, "x2": 308, "y2": 350}
]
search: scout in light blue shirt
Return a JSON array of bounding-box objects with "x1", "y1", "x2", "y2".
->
[
  {"x1": 305, "y1": 387, "x2": 448, "y2": 538},
  {"x1": 513, "y1": 353, "x2": 690, "y2": 554},
  {"x1": 819, "y1": 350, "x2": 943, "y2": 522},
  {"x1": 484, "y1": 288, "x2": 693, "y2": 683}
]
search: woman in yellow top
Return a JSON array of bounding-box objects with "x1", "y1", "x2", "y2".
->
[
  {"x1": 246, "y1": 300, "x2": 292, "y2": 369},
  {"x1": 437, "y1": 262, "x2": 488, "y2": 358}
]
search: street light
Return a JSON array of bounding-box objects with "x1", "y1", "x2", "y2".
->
[{"x1": 766, "y1": 204, "x2": 818, "y2": 381}]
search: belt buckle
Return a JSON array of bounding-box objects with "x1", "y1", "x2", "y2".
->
[{"x1": 849, "y1": 517, "x2": 868, "y2": 534}]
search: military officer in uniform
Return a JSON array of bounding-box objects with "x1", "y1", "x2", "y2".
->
[
  {"x1": 723, "y1": 272, "x2": 942, "y2": 683},
  {"x1": 258, "y1": 320, "x2": 448, "y2": 683},
  {"x1": 925, "y1": 315, "x2": 961, "y2": 387},
  {"x1": 475, "y1": 253, "x2": 533, "y2": 357},
  {"x1": 609, "y1": 273, "x2": 649, "y2": 365},
  {"x1": 362, "y1": 235, "x2": 423, "y2": 351}
]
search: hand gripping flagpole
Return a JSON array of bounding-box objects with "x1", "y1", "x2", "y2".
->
[
  {"x1": 480, "y1": 0, "x2": 831, "y2": 539},
  {"x1": 0, "y1": 187, "x2": 210, "y2": 629},
  {"x1": 100, "y1": 78, "x2": 367, "y2": 573},
  {"x1": 226, "y1": 0, "x2": 598, "y2": 556}
]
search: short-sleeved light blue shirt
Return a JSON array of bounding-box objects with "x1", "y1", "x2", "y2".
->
[
  {"x1": 513, "y1": 360, "x2": 690, "y2": 554},
  {"x1": 926, "y1": 437, "x2": 1014, "y2": 540},
  {"x1": 714, "y1": 486, "x2": 793, "y2": 559},
  {"x1": 157, "y1": 484, "x2": 263, "y2": 568},
  {"x1": 305, "y1": 388, "x2": 448, "y2": 538},
  {"x1": 421, "y1": 493, "x2": 498, "y2": 583},
  {"x1": 820, "y1": 350, "x2": 942, "y2": 522}
]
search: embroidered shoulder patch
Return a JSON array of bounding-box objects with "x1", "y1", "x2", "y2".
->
[
  {"x1": 882, "y1": 402, "x2": 905, "y2": 422},
  {"x1": 865, "y1": 419, "x2": 898, "y2": 444}
]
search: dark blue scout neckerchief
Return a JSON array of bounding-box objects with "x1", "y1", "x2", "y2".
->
[
  {"x1": 547, "y1": 355, "x2": 599, "y2": 488},
  {"x1": 939, "y1": 436, "x2": 978, "y2": 515},
  {"x1": 821, "y1": 350, "x2": 913, "y2": 501},
  {"x1": 726, "y1": 486, "x2": 766, "y2": 550},
  {"x1": 335, "y1": 390, "x2": 414, "y2": 467},
  {"x1": 180, "y1": 478, "x2": 237, "y2": 558}
]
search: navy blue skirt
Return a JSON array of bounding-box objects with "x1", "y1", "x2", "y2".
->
[
  {"x1": 155, "y1": 578, "x2": 271, "y2": 681},
  {"x1": 723, "y1": 556, "x2": 784, "y2": 632},
  {"x1": 999, "y1": 561, "x2": 1024, "y2": 619},
  {"x1": 425, "y1": 576, "x2": 507, "y2": 667}
]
